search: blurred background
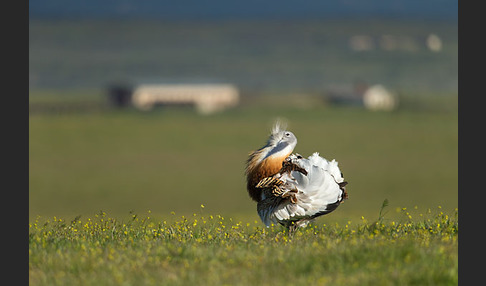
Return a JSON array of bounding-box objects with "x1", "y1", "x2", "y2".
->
[{"x1": 29, "y1": 0, "x2": 458, "y2": 222}]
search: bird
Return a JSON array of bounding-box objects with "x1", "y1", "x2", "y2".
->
[{"x1": 245, "y1": 122, "x2": 348, "y2": 232}]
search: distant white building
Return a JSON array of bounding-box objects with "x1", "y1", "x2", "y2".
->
[
  {"x1": 426, "y1": 34, "x2": 443, "y2": 52},
  {"x1": 349, "y1": 35, "x2": 375, "y2": 51},
  {"x1": 362, "y1": 84, "x2": 398, "y2": 111},
  {"x1": 349, "y1": 34, "x2": 422, "y2": 52},
  {"x1": 131, "y1": 84, "x2": 239, "y2": 114}
]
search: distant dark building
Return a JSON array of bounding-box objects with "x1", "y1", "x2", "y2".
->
[
  {"x1": 325, "y1": 81, "x2": 398, "y2": 111},
  {"x1": 325, "y1": 81, "x2": 367, "y2": 107},
  {"x1": 108, "y1": 83, "x2": 133, "y2": 107}
]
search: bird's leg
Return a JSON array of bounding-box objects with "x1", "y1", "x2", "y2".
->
[{"x1": 288, "y1": 222, "x2": 298, "y2": 236}]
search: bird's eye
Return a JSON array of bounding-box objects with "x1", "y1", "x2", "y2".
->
[{"x1": 285, "y1": 132, "x2": 291, "y2": 137}]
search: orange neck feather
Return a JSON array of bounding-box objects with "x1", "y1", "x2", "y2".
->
[{"x1": 245, "y1": 151, "x2": 291, "y2": 202}]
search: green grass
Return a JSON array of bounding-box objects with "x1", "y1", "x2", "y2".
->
[
  {"x1": 29, "y1": 206, "x2": 458, "y2": 285},
  {"x1": 29, "y1": 100, "x2": 458, "y2": 284}
]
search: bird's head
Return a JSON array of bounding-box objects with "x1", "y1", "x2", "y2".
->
[{"x1": 262, "y1": 121, "x2": 297, "y2": 160}]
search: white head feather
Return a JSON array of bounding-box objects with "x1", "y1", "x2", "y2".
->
[{"x1": 267, "y1": 119, "x2": 288, "y2": 147}]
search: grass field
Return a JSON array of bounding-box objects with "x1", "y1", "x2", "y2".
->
[
  {"x1": 29, "y1": 101, "x2": 458, "y2": 220},
  {"x1": 29, "y1": 205, "x2": 458, "y2": 285},
  {"x1": 29, "y1": 98, "x2": 457, "y2": 284}
]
